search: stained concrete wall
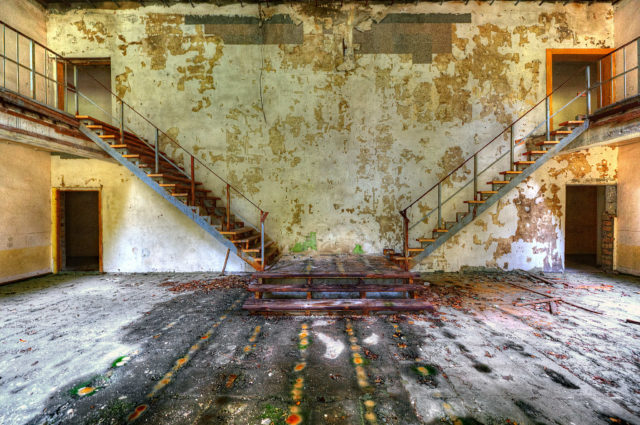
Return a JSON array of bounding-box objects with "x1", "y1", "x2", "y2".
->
[
  {"x1": 614, "y1": 0, "x2": 640, "y2": 47},
  {"x1": 0, "y1": 142, "x2": 51, "y2": 284},
  {"x1": 46, "y1": 3, "x2": 616, "y2": 272},
  {"x1": 614, "y1": 0, "x2": 639, "y2": 98},
  {"x1": 0, "y1": 0, "x2": 52, "y2": 284},
  {"x1": 51, "y1": 156, "x2": 247, "y2": 272},
  {"x1": 617, "y1": 142, "x2": 640, "y2": 276}
]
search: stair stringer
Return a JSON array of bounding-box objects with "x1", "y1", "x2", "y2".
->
[
  {"x1": 410, "y1": 120, "x2": 589, "y2": 266},
  {"x1": 78, "y1": 124, "x2": 257, "y2": 269}
]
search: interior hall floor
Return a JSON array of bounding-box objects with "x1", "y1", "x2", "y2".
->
[{"x1": 1, "y1": 269, "x2": 639, "y2": 425}]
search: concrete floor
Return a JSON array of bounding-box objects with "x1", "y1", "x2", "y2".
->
[{"x1": 1, "y1": 269, "x2": 639, "y2": 425}]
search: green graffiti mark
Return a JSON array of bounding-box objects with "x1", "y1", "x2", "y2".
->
[
  {"x1": 259, "y1": 403, "x2": 287, "y2": 425},
  {"x1": 291, "y1": 232, "x2": 317, "y2": 252},
  {"x1": 353, "y1": 244, "x2": 364, "y2": 254},
  {"x1": 111, "y1": 355, "x2": 131, "y2": 368}
]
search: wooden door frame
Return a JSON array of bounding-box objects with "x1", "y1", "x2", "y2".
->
[
  {"x1": 546, "y1": 48, "x2": 615, "y2": 126},
  {"x1": 52, "y1": 187, "x2": 103, "y2": 273}
]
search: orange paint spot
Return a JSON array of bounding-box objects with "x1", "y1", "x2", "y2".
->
[
  {"x1": 354, "y1": 357, "x2": 363, "y2": 365},
  {"x1": 286, "y1": 413, "x2": 302, "y2": 424},
  {"x1": 176, "y1": 357, "x2": 188, "y2": 366},
  {"x1": 201, "y1": 335, "x2": 209, "y2": 340},
  {"x1": 127, "y1": 404, "x2": 148, "y2": 421},
  {"x1": 294, "y1": 362, "x2": 306, "y2": 372},
  {"x1": 77, "y1": 387, "x2": 95, "y2": 396}
]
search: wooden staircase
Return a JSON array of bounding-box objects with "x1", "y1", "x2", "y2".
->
[
  {"x1": 395, "y1": 119, "x2": 589, "y2": 268},
  {"x1": 243, "y1": 254, "x2": 433, "y2": 314},
  {"x1": 77, "y1": 116, "x2": 279, "y2": 271}
]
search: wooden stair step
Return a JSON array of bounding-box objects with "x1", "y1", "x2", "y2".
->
[
  {"x1": 500, "y1": 170, "x2": 523, "y2": 175},
  {"x1": 243, "y1": 298, "x2": 433, "y2": 312},
  {"x1": 523, "y1": 150, "x2": 547, "y2": 156},
  {"x1": 171, "y1": 192, "x2": 189, "y2": 197},
  {"x1": 158, "y1": 183, "x2": 211, "y2": 193},
  {"x1": 433, "y1": 228, "x2": 448, "y2": 233},
  {"x1": 514, "y1": 161, "x2": 535, "y2": 165},
  {"x1": 147, "y1": 173, "x2": 203, "y2": 185},
  {"x1": 255, "y1": 248, "x2": 279, "y2": 263},
  {"x1": 465, "y1": 200, "x2": 485, "y2": 204},
  {"x1": 478, "y1": 190, "x2": 498, "y2": 194},
  {"x1": 407, "y1": 248, "x2": 424, "y2": 253},
  {"x1": 247, "y1": 284, "x2": 425, "y2": 293},
  {"x1": 559, "y1": 120, "x2": 584, "y2": 127},
  {"x1": 417, "y1": 238, "x2": 436, "y2": 243},
  {"x1": 242, "y1": 241, "x2": 275, "y2": 253},
  {"x1": 550, "y1": 130, "x2": 572, "y2": 135},
  {"x1": 219, "y1": 226, "x2": 255, "y2": 236},
  {"x1": 232, "y1": 234, "x2": 261, "y2": 243},
  {"x1": 535, "y1": 141, "x2": 560, "y2": 146},
  {"x1": 122, "y1": 154, "x2": 140, "y2": 159},
  {"x1": 488, "y1": 180, "x2": 509, "y2": 185}
]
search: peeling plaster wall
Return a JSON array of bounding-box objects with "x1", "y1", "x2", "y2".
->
[
  {"x1": 0, "y1": 142, "x2": 51, "y2": 284},
  {"x1": 51, "y1": 156, "x2": 248, "y2": 272},
  {"x1": 0, "y1": 0, "x2": 52, "y2": 284},
  {"x1": 614, "y1": 0, "x2": 640, "y2": 47},
  {"x1": 418, "y1": 145, "x2": 618, "y2": 272},
  {"x1": 46, "y1": 3, "x2": 615, "y2": 271},
  {"x1": 616, "y1": 143, "x2": 640, "y2": 276}
]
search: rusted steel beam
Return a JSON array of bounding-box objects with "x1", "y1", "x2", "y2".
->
[
  {"x1": 190, "y1": 155, "x2": 196, "y2": 205},
  {"x1": 504, "y1": 281, "x2": 602, "y2": 315},
  {"x1": 514, "y1": 297, "x2": 561, "y2": 306},
  {"x1": 243, "y1": 298, "x2": 434, "y2": 312},
  {"x1": 220, "y1": 248, "x2": 230, "y2": 276},
  {"x1": 246, "y1": 284, "x2": 425, "y2": 292}
]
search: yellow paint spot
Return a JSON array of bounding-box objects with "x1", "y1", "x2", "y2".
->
[
  {"x1": 300, "y1": 338, "x2": 309, "y2": 346},
  {"x1": 299, "y1": 331, "x2": 308, "y2": 338},
  {"x1": 301, "y1": 324, "x2": 308, "y2": 330},
  {"x1": 365, "y1": 411, "x2": 377, "y2": 422},
  {"x1": 244, "y1": 346, "x2": 251, "y2": 353},
  {"x1": 364, "y1": 400, "x2": 375, "y2": 408}
]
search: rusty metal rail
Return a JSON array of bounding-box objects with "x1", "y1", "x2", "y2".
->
[
  {"x1": 399, "y1": 35, "x2": 640, "y2": 266},
  {"x1": 0, "y1": 19, "x2": 272, "y2": 269}
]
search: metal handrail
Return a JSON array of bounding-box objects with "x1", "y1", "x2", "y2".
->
[
  {"x1": 0, "y1": 19, "x2": 271, "y2": 268},
  {"x1": 0, "y1": 20, "x2": 264, "y2": 213},
  {"x1": 402, "y1": 35, "x2": 640, "y2": 215},
  {"x1": 399, "y1": 35, "x2": 640, "y2": 263}
]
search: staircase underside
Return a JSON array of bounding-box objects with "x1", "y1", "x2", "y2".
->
[
  {"x1": 78, "y1": 123, "x2": 271, "y2": 270},
  {"x1": 409, "y1": 120, "x2": 589, "y2": 265},
  {"x1": 244, "y1": 254, "x2": 433, "y2": 314}
]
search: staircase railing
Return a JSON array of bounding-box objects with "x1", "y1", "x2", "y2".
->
[
  {"x1": 0, "y1": 20, "x2": 271, "y2": 269},
  {"x1": 399, "y1": 36, "x2": 640, "y2": 266}
]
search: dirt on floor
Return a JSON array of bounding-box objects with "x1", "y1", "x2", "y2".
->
[{"x1": 0, "y1": 268, "x2": 639, "y2": 425}]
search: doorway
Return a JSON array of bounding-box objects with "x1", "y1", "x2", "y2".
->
[
  {"x1": 565, "y1": 185, "x2": 606, "y2": 269},
  {"x1": 56, "y1": 58, "x2": 112, "y2": 119},
  {"x1": 546, "y1": 48, "x2": 615, "y2": 127},
  {"x1": 55, "y1": 190, "x2": 102, "y2": 272}
]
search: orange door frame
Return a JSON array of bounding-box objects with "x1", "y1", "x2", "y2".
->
[{"x1": 546, "y1": 48, "x2": 615, "y2": 126}]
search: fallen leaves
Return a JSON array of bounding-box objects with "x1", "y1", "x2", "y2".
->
[{"x1": 161, "y1": 275, "x2": 251, "y2": 292}]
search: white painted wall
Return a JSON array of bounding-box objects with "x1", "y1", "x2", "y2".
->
[{"x1": 51, "y1": 156, "x2": 249, "y2": 272}]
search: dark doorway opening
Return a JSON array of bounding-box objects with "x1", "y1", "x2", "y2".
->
[
  {"x1": 565, "y1": 185, "x2": 605, "y2": 269},
  {"x1": 58, "y1": 190, "x2": 101, "y2": 271}
]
